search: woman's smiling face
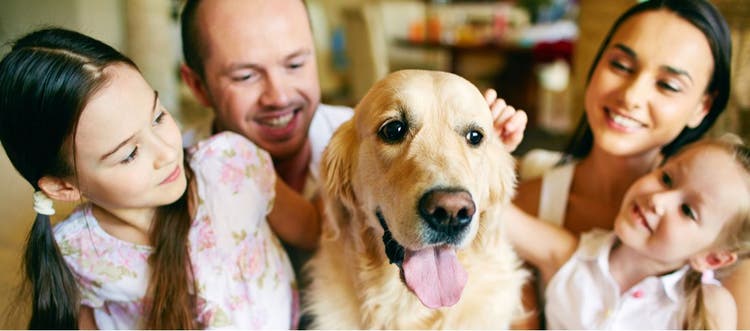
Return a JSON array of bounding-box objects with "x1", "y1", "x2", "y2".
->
[{"x1": 584, "y1": 9, "x2": 715, "y2": 158}]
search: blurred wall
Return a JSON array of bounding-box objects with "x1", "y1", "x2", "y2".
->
[{"x1": 0, "y1": 1, "x2": 125, "y2": 327}]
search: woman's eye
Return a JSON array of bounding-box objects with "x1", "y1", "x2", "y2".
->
[
  {"x1": 681, "y1": 203, "x2": 697, "y2": 221},
  {"x1": 610, "y1": 60, "x2": 632, "y2": 73},
  {"x1": 660, "y1": 171, "x2": 673, "y2": 187},
  {"x1": 288, "y1": 61, "x2": 304, "y2": 70},
  {"x1": 121, "y1": 146, "x2": 138, "y2": 164},
  {"x1": 657, "y1": 81, "x2": 681, "y2": 93}
]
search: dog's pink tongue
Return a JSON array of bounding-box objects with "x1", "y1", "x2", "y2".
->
[{"x1": 403, "y1": 246, "x2": 467, "y2": 309}]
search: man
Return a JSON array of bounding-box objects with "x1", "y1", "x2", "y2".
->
[{"x1": 180, "y1": 0, "x2": 351, "y2": 252}]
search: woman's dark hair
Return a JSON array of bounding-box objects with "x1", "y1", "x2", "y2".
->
[
  {"x1": 565, "y1": 0, "x2": 732, "y2": 159},
  {"x1": 0, "y1": 28, "x2": 196, "y2": 329}
]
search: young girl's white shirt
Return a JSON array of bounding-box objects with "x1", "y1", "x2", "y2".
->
[
  {"x1": 53, "y1": 132, "x2": 298, "y2": 329},
  {"x1": 545, "y1": 229, "x2": 690, "y2": 329}
]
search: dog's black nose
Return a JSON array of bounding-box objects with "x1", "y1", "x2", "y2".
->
[{"x1": 419, "y1": 188, "x2": 475, "y2": 234}]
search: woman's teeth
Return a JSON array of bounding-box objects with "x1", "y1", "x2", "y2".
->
[{"x1": 609, "y1": 111, "x2": 644, "y2": 128}]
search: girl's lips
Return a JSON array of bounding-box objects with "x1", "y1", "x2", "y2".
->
[
  {"x1": 632, "y1": 203, "x2": 653, "y2": 233},
  {"x1": 160, "y1": 165, "x2": 181, "y2": 185}
]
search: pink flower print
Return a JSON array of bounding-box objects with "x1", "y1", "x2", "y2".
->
[
  {"x1": 236, "y1": 240, "x2": 265, "y2": 281},
  {"x1": 239, "y1": 144, "x2": 260, "y2": 165},
  {"x1": 219, "y1": 161, "x2": 246, "y2": 194},
  {"x1": 195, "y1": 216, "x2": 217, "y2": 251}
]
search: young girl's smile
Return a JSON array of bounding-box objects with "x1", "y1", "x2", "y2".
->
[
  {"x1": 72, "y1": 63, "x2": 186, "y2": 214},
  {"x1": 615, "y1": 144, "x2": 750, "y2": 265}
]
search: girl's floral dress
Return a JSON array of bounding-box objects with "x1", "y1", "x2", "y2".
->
[{"x1": 54, "y1": 132, "x2": 298, "y2": 329}]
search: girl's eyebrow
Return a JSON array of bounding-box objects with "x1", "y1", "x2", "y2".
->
[{"x1": 100, "y1": 90, "x2": 159, "y2": 161}]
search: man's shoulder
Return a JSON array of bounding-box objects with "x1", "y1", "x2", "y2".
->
[
  {"x1": 309, "y1": 103, "x2": 353, "y2": 140},
  {"x1": 315, "y1": 103, "x2": 353, "y2": 122}
]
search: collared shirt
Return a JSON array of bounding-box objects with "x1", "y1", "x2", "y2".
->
[{"x1": 545, "y1": 229, "x2": 690, "y2": 329}]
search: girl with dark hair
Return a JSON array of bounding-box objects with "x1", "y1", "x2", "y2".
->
[
  {"x1": 511, "y1": 0, "x2": 743, "y2": 327},
  {"x1": 0, "y1": 28, "x2": 318, "y2": 329}
]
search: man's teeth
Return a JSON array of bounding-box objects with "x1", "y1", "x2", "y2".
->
[
  {"x1": 264, "y1": 113, "x2": 294, "y2": 127},
  {"x1": 610, "y1": 111, "x2": 643, "y2": 128}
]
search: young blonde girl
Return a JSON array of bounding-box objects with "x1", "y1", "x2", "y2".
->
[
  {"x1": 507, "y1": 136, "x2": 750, "y2": 329},
  {"x1": 0, "y1": 28, "x2": 319, "y2": 329}
]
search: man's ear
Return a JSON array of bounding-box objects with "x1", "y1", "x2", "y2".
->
[
  {"x1": 689, "y1": 249, "x2": 738, "y2": 271},
  {"x1": 686, "y1": 92, "x2": 714, "y2": 128},
  {"x1": 38, "y1": 176, "x2": 81, "y2": 202},
  {"x1": 180, "y1": 63, "x2": 212, "y2": 108}
]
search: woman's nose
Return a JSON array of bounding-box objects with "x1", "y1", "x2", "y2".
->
[{"x1": 620, "y1": 74, "x2": 651, "y2": 111}]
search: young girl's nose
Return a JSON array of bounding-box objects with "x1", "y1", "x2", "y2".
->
[
  {"x1": 648, "y1": 189, "x2": 680, "y2": 216},
  {"x1": 151, "y1": 133, "x2": 178, "y2": 168}
]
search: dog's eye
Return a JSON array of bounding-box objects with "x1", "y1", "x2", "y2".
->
[
  {"x1": 466, "y1": 130, "x2": 483, "y2": 146},
  {"x1": 378, "y1": 120, "x2": 407, "y2": 143}
]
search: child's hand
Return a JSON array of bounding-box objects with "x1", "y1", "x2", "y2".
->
[{"x1": 485, "y1": 88, "x2": 527, "y2": 152}]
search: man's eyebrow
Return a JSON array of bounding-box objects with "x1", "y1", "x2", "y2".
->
[{"x1": 100, "y1": 90, "x2": 158, "y2": 161}]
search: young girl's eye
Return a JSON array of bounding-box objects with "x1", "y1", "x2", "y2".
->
[
  {"x1": 660, "y1": 171, "x2": 673, "y2": 187},
  {"x1": 153, "y1": 110, "x2": 166, "y2": 125},
  {"x1": 121, "y1": 146, "x2": 138, "y2": 164},
  {"x1": 680, "y1": 203, "x2": 697, "y2": 221}
]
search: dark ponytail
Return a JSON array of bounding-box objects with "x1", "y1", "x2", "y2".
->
[{"x1": 24, "y1": 213, "x2": 80, "y2": 329}]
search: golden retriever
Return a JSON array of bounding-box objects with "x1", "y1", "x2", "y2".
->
[{"x1": 304, "y1": 70, "x2": 526, "y2": 329}]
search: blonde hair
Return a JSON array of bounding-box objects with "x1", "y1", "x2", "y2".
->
[{"x1": 680, "y1": 134, "x2": 750, "y2": 329}]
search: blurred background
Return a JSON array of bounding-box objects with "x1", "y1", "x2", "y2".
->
[{"x1": 0, "y1": 0, "x2": 747, "y2": 327}]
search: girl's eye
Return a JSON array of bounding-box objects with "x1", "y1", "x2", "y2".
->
[
  {"x1": 681, "y1": 203, "x2": 697, "y2": 221},
  {"x1": 153, "y1": 110, "x2": 166, "y2": 125},
  {"x1": 288, "y1": 61, "x2": 304, "y2": 70},
  {"x1": 660, "y1": 171, "x2": 673, "y2": 187},
  {"x1": 121, "y1": 146, "x2": 138, "y2": 164}
]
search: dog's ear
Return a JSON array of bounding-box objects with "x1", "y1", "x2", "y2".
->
[{"x1": 321, "y1": 119, "x2": 359, "y2": 238}]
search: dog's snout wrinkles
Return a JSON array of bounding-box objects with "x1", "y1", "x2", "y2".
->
[{"x1": 419, "y1": 189, "x2": 475, "y2": 233}]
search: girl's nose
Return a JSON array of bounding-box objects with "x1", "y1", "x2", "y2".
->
[
  {"x1": 151, "y1": 133, "x2": 178, "y2": 169},
  {"x1": 647, "y1": 189, "x2": 680, "y2": 217}
]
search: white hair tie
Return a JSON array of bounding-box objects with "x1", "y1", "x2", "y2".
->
[{"x1": 33, "y1": 191, "x2": 55, "y2": 216}]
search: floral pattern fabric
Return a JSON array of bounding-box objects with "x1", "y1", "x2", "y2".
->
[{"x1": 54, "y1": 132, "x2": 298, "y2": 329}]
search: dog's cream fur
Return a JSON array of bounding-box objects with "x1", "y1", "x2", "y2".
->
[{"x1": 305, "y1": 70, "x2": 526, "y2": 329}]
